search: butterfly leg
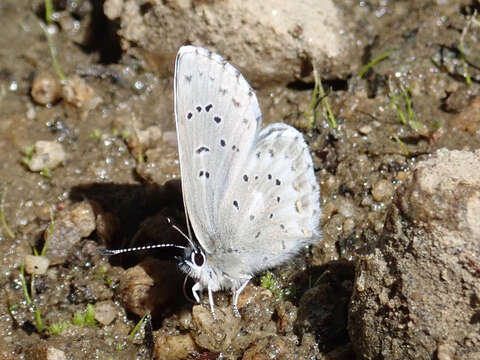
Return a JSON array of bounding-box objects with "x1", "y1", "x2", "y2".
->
[
  {"x1": 191, "y1": 282, "x2": 201, "y2": 303},
  {"x1": 207, "y1": 285, "x2": 217, "y2": 319},
  {"x1": 232, "y1": 277, "x2": 251, "y2": 317}
]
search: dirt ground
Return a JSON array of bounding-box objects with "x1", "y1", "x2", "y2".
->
[{"x1": 1, "y1": 0, "x2": 480, "y2": 359}]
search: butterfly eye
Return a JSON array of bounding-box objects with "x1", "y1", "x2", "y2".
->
[{"x1": 192, "y1": 252, "x2": 205, "y2": 267}]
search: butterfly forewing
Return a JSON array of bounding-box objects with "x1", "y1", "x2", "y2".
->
[{"x1": 174, "y1": 46, "x2": 262, "y2": 253}]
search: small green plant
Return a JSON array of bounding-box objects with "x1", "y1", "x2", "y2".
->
[
  {"x1": 73, "y1": 304, "x2": 97, "y2": 327},
  {"x1": 391, "y1": 133, "x2": 409, "y2": 156},
  {"x1": 128, "y1": 313, "x2": 149, "y2": 340},
  {"x1": 304, "y1": 68, "x2": 337, "y2": 129},
  {"x1": 19, "y1": 264, "x2": 45, "y2": 332},
  {"x1": 358, "y1": 50, "x2": 392, "y2": 78},
  {"x1": 0, "y1": 188, "x2": 15, "y2": 239},
  {"x1": 95, "y1": 266, "x2": 115, "y2": 287},
  {"x1": 260, "y1": 270, "x2": 285, "y2": 299},
  {"x1": 459, "y1": 10, "x2": 477, "y2": 85},
  {"x1": 38, "y1": 206, "x2": 55, "y2": 256},
  {"x1": 42, "y1": 0, "x2": 66, "y2": 81},
  {"x1": 21, "y1": 145, "x2": 35, "y2": 167},
  {"x1": 89, "y1": 129, "x2": 101, "y2": 139},
  {"x1": 40, "y1": 168, "x2": 52, "y2": 178},
  {"x1": 45, "y1": 0, "x2": 54, "y2": 23},
  {"x1": 389, "y1": 84, "x2": 427, "y2": 135},
  {"x1": 48, "y1": 320, "x2": 71, "y2": 335}
]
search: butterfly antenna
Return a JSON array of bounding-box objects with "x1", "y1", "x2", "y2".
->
[
  {"x1": 101, "y1": 243, "x2": 186, "y2": 256},
  {"x1": 166, "y1": 217, "x2": 198, "y2": 251}
]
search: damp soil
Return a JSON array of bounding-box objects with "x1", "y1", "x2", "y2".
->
[{"x1": 1, "y1": 0, "x2": 480, "y2": 359}]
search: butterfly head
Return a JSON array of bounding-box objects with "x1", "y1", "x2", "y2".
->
[
  {"x1": 178, "y1": 244, "x2": 227, "y2": 292},
  {"x1": 178, "y1": 245, "x2": 207, "y2": 277}
]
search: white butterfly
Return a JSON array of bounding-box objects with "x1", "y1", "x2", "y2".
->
[{"x1": 174, "y1": 46, "x2": 321, "y2": 316}]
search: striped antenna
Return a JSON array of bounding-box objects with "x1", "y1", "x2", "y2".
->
[
  {"x1": 101, "y1": 217, "x2": 195, "y2": 256},
  {"x1": 101, "y1": 243, "x2": 186, "y2": 256}
]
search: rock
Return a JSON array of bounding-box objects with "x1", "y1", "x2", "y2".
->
[
  {"x1": 450, "y1": 95, "x2": 480, "y2": 134},
  {"x1": 25, "y1": 343, "x2": 66, "y2": 360},
  {"x1": 126, "y1": 125, "x2": 163, "y2": 153},
  {"x1": 275, "y1": 301, "x2": 297, "y2": 334},
  {"x1": 358, "y1": 125, "x2": 372, "y2": 135},
  {"x1": 44, "y1": 218, "x2": 82, "y2": 265},
  {"x1": 118, "y1": 258, "x2": 182, "y2": 317},
  {"x1": 31, "y1": 72, "x2": 62, "y2": 105},
  {"x1": 24, "y1": 254, "x2": 50, "y2": 275},
  {"x1": 190, "y1": 304, "x2": 241, "y2": 352},
  {"x1": 94, "y1": 300, "x2": 117, "y2": 325},
  {"x1": 70, "y1": 201, "x2": 96, "y2": 238},
  {"x1": 45, "y1": 348, "x2": 65, "y2": 360},
  {"x1": 349, "y1": 149, "x2": 480, "y2": 359},
  {"x1": 371, "y1": 179, "x2": 394, "y2": 202},
  {"x1": 242, "y1": 336, "x2": 293, "y2": 360},
  {"x1": 103, "y1": 0, "x2": 352, "y2": 86},
  {"x1": 28, "y1": 141, "x2": 66, "y2": 172},
  {"x1": 62, "y1": 76, "x2": 102, "y2": 110},
  {"x1": 153, "y1": 333, "x2": 200, "y2": 360}
]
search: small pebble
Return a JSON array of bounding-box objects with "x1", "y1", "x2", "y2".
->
[
  {"x1": 118, "y1": 258, "x2": 181, "y2": 316},
  {"x1": 46, "y1": 347, "x2": 66, "y2": 360},
  {"x1": 191, "y1": 305, "x2": 241, "y2": 352},
  {"x1": 154, "y1": 333, "x2": 200, "y2": 360},
  {"x1": 27, "y1": 344, "x2": 66, "y2": 360},
  {"x1": 371, "y1": 179, "x2": 394, "y2": 202},
  {"x1": 343, "y1": 217, "x2": 355, "y2": 234},
  {"x1": 358, "y1": 124, "x2": 372, "y2": 135},
  {"x1": 127, "y1": 126, "x2": 162, "y2": 153},
  {"x1": 70, "y1": 201, "x2": 96, "y2": 238},
  {"x1": 396, "y1": 171, "x2": 410, "y2": 182},
  {"x1": 44, "y1": 218, "x2": 82, "y2": 265},
  {"x1": 28, "y1": 141, "x2": 66, "y2": 172},
  {"x1": 62, "y1": 76, "x2": 102, "y2": 110},
  {"x1": 337, "y1": 198, "x2": 357, "y2": 218},
  {"x1": 24, "y1": 254, "x2": 50, "y2": 275},
  {"x1": 31, "y1": 72, "x2": 62, "y2": 105},
  {"x1": 94, "y1": 300, "x2": 117, "y2": 325}
]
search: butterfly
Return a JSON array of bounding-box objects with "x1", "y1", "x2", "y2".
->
[{"x1": 173, "y1": 45, "x2": 321, "y2": 316}]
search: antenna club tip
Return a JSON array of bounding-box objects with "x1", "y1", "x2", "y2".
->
[{"x1": 100, "y1": 249, "x2": 118, "y2": 256}]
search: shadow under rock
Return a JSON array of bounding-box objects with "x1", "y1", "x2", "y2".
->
[
  {"x1": 70, "y1": 180, "x2": 194, "y2": 321},
  {"x1": 292, "y1": 260, "x2": 354, "y2": 353},
  {"x1": 70, "y1": 179, "x2": 186, "y2": 257}
]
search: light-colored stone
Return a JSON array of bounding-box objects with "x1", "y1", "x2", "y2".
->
[
  {"x1": 62, "y1": 76, "x2": 102, "y2": 110},
  {"x1": 103, "y1": 0, "x2": 352, "y2": 85},
  {"x1": 349, "y1": 149, "x2": 480, "y2": 359},
  {"x1": 46, "y1": 347, "x2": 66, "y2": 360},
  {"x1": 94, "y1": 300, "x2": 117, "y2": 325},
  {"x1": 371, "y1": 179, "x2": 394, "y2": 202},
  {"x1": 154, "y1": 333, "x2": 199, "y2": 360},
  {"x1": 24, "y1": 255, "x2": 50, "y2": 275},
  {"x1": 31, "y1": 72, "x2": 62, "y2": 105},
  {"x1": 28, "y1": 141, "x2": 66, "y2": 171},
  {"x1": 70, "y1": 201, "x2": 96, "y2": 238}
]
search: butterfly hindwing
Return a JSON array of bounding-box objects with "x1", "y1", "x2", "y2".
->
[{"x1": 214, "y1": 123, "x2": 321, "y2": 278}]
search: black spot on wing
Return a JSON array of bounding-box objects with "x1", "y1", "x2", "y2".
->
[{"x1": 195, "y1": 146, "x2": 210, "y2": 154}]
